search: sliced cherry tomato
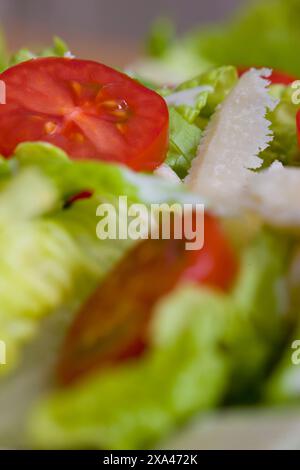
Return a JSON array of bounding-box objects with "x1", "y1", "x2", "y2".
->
[
  {"x1": 57, "y1": 213, "x2": 237, "y2": 386},
  {"x1": 238, "y1": 67, "x2": 296, "y2": 85},
  {"x1": 0, "y1": 58, "x2": 169, "y2": 171}
]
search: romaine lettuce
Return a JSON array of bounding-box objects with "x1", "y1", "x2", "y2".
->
[
  {"x1": 165, "y1": 66, "x2": 238, "y2": 178},
  {"x1": 9, "y1": 36, "x2": 70, "y2": 68},
  {"x1": 145, "y1": 0, "x2": 300, "y2": 81},
  {"x1": 260, "y1": 84, "x2": 300, "y2": 168},
  {"x1": 28, "y1": 229, "x2": 293, "y2": 448},
  {"x1": 0, "y1": 142, "x2": 198, "y2": 375}
]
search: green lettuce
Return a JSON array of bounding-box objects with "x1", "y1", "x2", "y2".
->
[
  {"x1": 264, "y1": 328, "x2": 300, "y2": 405},
  {"x1": 0, "y1": 169, "x2": 95, "y2": 375},
  {"x1": 228, "y1": 230, "x2": 293, "y2": 402},
  {"x1": 165, "y1": 66, "x2": 238, "y2": 178},
  {"x1": 146, "y1": 0, "x2": 300, "y2": 82},
  {"x1": 0, "y1": 142, "x2": 198, "y2": 375},
  {"x1": 166, "y1": 108, "x2": 202, "y2": 179},
  {"x1": 264, "y1": 261, "x2": 300, "y2": 405},
  {"x1": 28, "y1": 229, "x2": 292, "y2": 449},
  {"x1": 12, "y1": 142, "x2": 195, "y2": 206},
  {"x1": 188, "y1": 0, "x2": 300, "y2": 78},
  {"x1": 145, "y1": 18, "x2": 175, "y2": 59},
  {"x1": 28, "y1": 286, "x2": 233, "y2": 449},
  {"x1": 260, "y1": 84, "x2": 300, "y2": 168},
  {"x1": 0, "y1": 30, "x2": 8, "y2": 72},
  {"x1": 9, "y1": 36, "x2": 69, "y2": 68}
]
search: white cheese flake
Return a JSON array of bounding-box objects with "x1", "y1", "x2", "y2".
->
[
  {"x1": 247, "y1": 161, "x2": 300, "y2": 227},
  {"x1": 154, "y1": 164, "x2": 182, "y2": 184},
  {"x1": 186, "y1": 68, "x2": 278, "y2": 214}
]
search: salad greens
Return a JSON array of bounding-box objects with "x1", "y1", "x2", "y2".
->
[
  {"x1": 29, "y1": 230, "x2": 293, "y2": 449},
  {"x1": 265, "y1": 329, "x2": 300, "y2": 405},
  {"x1": 0, "y1": 142, "x2": 196, "y2": 374},
  {"x1": 145, "y1": 0, "x2": 300, "y2": 79},
  {"x1": 0, "y1": 0, "x2": 300, "y2": 450},
  {"x1": 8, "y1": 36, "x2": 69, "y2": 69},
  {"x1": 261, "y1": 84, "x2": 300, "y2": 168},
  {"x1": 165, "y1": 66, "x2": 238, "y2": 178}
]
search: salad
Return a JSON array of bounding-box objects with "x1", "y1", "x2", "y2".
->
[{"x1": 0, "y1": 0, "x2": 300, "y2": 450}]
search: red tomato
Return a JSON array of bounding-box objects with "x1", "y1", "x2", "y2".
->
[
  {"x1": 0, "y1": 58, "x2": 169, "y2": 171},
  {"x1": 64, "y1": 190, "x2": 93, "y2": 208},
  {"x1": 238, "y1": 67, "x2": 296, "y2": 85},
  {"x1": 57, "y1": 212, "x2": 237, "y2": 385}
]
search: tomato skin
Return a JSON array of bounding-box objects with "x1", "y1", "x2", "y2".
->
[
  {"x1": 57, "y1": 212, "x2": 237, "y2": 386},
  {"x1": 180, "y1": 214, "x2": 237, "y2": 291},
  {"x1": 238, "y1": 67, "x2": 296, "y2": 85},
  {"x1": 64, "y1": 190, "x2": 93, "y2": 208},
  {"x1": 0, "y1": 58, "x2": 169, "y2": 171}
]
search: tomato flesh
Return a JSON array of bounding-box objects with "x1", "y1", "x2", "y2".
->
[
  {"x1": 0, "y1": 58, "x2": 169, "y2": 171},
  {"x1": 57, "y1": 213, "x2": 237, "y2": 386}
]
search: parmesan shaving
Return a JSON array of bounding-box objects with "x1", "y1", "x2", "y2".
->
[
  {"x1": 186, "y1": 68, "x2": 277, "y2": 214},
  {"x1": 154, "y1": 164, "x2": 182, "y2": 183},
  {"x1": 247, "y1": 161, "x2": 300, "y2": 227}
]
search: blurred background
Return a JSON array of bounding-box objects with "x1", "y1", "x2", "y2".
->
[{"x1": 0, "y1": 0, "x2": 244, "y2": 66}]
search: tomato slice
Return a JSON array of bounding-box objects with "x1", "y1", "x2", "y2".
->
[
  {"x1": 238, "y1": 67, "x2": 296, "y2": 85},
  {"x1": 0, "y1": 58, "x2": 169, "y2": 171},
  {"x1": 57, "y1": 213, "x2": 237, "y2": 386}
]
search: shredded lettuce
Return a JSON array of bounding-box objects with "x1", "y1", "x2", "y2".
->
[
  {"x1": 260, "y1": 84, "x2": 300, "y2": 168},
  {"x1": 174, "y1": 66, "x2": 238, "y2": 120},
  {"x1": 0, "y1": 142, "x2": 198, "y2": 375}
]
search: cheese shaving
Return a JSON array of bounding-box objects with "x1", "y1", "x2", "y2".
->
[{"x1": 186, "y1": 68, "x2": 277, "y2": 214}]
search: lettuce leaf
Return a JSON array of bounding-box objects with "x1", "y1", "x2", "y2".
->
[
  {"x1": 144, "y1": 1, "x2": 300, "y2": 85},
  {"x1": 188, "y1": 0, "x2": 300, "y2": 78},
  {"x1": 0, "y1": 142, "x2": 198, "y2": 375},
  {"x1": 9, "y1": 36, "x2": 69, "y2": 68},
  {"x1": 264, "y1": 329, "x2": 300, "y2": 405},
  {"x1": 165, "y1": 66, "x2": 238, "y2": 178},
  {"x1": 260, "y1": 84, "x2": 300, "y2": 168},
  {"x1": 29, "y1": 286, "x2": 232, "y2": 449},
  {"x1": 228, "y1": 230, "x2": 293, "y2": 402},
  {"x1": 0, "y1": 170, "x2": 95, "y2": 375},
  {"x1": 0, "y1": 30, "x2": 8, "y2": 72},
  {"x1": 145, "y1": 18, "x2": 175, "y2": 59},
  {"x1": 12, "y1": 142, "x2": 194, "y2": 206},
  {"x1": 174, "y1": 66, "x2": 238, "y2": 120},
  {"x1": 28, "y1": 229, "x2": 293, "y2": 448},
  {"x1": 166, "y1": 108, "x2": 202, "y2": 179}
]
